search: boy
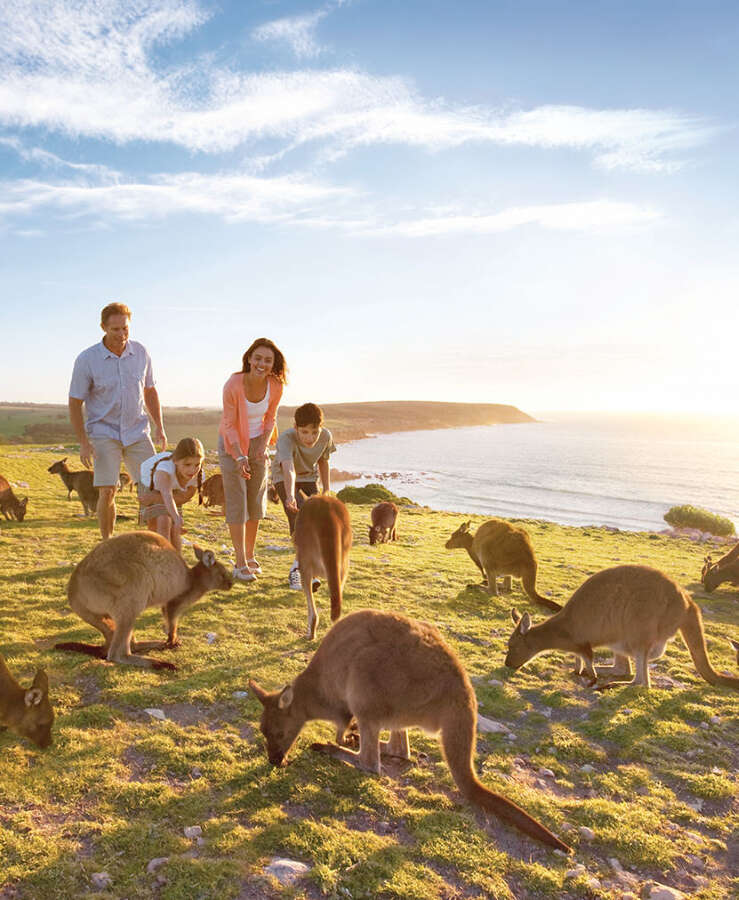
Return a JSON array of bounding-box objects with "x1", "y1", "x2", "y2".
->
[{"x1": 271, "y1": 403, "x2": 336, "y2": 589}]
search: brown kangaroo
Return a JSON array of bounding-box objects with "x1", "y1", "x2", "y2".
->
[
  {"x1": 701, "y1": 540, "x2": 739, "y2": 593},
  {"x1": 199, "y1": 473, "x2": 225, "y2": 508},
  {"x1": 0, "y1": 474, "x2": 28, "y2": 521},
  {"x1": 445, "y1": 519, "x2": 560, "y2": 612},
  {"x1": 48, "y1": 457, "x2": 99, "y2": 516},
  {"x1": 505, "y1": 564, "x2": 739, "y2": 691},
  {"x1": 55, "y1": 532, "x2": 233, "y2": 669},
  {"x1": 293, "y1": 495, "x2": 352, "y2": 640},
  {"x1": 117, "y1": 471, "x2": 133, "y2": 492},
  {"x1": 369, "y1": 501, "x2": 398, "y2": 545},
  {"x1": 0, "y1": 654, "x2": 54, "y2": 748},
  {"x1": 730, "y1": 638, "x2": 739, "y2": 664},
  {"x1": 250, "y1": 609, "x2": 570, "y2": 853}
]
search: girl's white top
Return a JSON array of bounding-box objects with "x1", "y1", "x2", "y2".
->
[
  {"x1": 246, "y1": 380, "x2": 270, "y2": 439},
  {"x1": 140, "y1": 451, "x2": 199, "y2": 491}
]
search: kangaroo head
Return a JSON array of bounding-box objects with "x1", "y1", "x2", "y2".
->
[
  {"x1": 504, "y1": 608, "x2": 536, "y2": 670},
  {"x1": 19, "y1": 669, "x2": 54, "y2": 749},
  {"x1": 249, "y1": 680, "x2": 304, "y2": 767},
  {"x1": 729, "y1": 638, "x2": 739, "y2": 665},
  {"x1": 702, "y1": 562, "x2": 722, "y2": 593},
  {"x1": 193, "y1": 544, "x2": 233, "y2": 591},
  {"x1": 47, "y1": 459, "x2": 66, "y2": 474},
  {"x1": 445, "y1": 520, "x2": 472, "y2": 550},
  {"x1": 368, "y1": 524, "x2": 380, "y2": 545},
  {"x1": 16, "y1": 497, "x2": 28, "y2": 521}
]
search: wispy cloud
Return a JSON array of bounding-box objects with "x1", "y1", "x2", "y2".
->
[
  {"x1": 252, "y1": 9, "x2": 329, "y2": 59},
  {"x1": 0, "y1": 1, "x2": 716, "y2": 170}
]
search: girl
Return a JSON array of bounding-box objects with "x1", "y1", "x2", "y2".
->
[
  {"x1": 218, "y1": 338, "x2": 287, "y2": 583},
  {"x1": 139, "y1": 437, "x2": 205, "y2": 552}
]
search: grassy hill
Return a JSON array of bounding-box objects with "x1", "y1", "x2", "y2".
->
[
  {"x1": 0, "y1": 401, "x2": 534, "y2": 451},
  {"x1": 0, "y1": 446, "x2": 737, "y2": 899}
]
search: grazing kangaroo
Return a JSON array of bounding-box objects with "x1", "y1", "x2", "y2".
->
[
  {"x1": 0, "y1": 474, "x2": 28, "y2": 521},
  {"x1": 250, "y1": 609, "x2": 570, "y2": 853},
  {"x1": 55, "y1": 532, "x2": 233, "y2": 669},
  {"x1": 505, "y1": 564, "x2": 739, "y2": 691},
  {"x1": 369, "y1": 501, "x2": 398, "y2": 545},
  {"x1": 48, "y1": 458, "x2": 99, "y2": 516},
  {"x1": 199, "y1": 473, "x2": 225, "y2": 508},
  {"x1": 0, "y1": 654, "x2": 54, "y2": 748},
  {"x1": 293, "y1": 495, "x2": 352, "y2": 640},
  {"x1": 117, "y1": 471, "x2": 133, "y2": 492},
  {"x1": 730, "y1": 638, "x2": 739, "y2": 664},
  {"x1": 445, "y1": 520, "x2": 560, "y2": 612},
  {"x1": 701, "y1": 541, "x2": 739, "y2": 593}
]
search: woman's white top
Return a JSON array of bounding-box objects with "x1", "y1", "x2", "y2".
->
[
  {"x1": 140, "y1": 452, "x2": 198, "y2": 491},
  {"x1": 246, "y1": 380, "x2": 270, "y2": 439}
]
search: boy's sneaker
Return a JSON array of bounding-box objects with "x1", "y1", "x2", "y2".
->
[
  {"x1": 233, "y1": 565, "x2": 257, "y2": 583},
  {"x1": 288, "y1": 567, "x2": 302, "y2": 590},
  {"x1": 246, "y1": 558, "x2": 262, "y2": 575}
]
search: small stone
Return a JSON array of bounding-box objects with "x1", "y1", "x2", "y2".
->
[
  {"x1": 232, "y1": 690, "x2": 248, "y2": 699},
  {"x1": 539, "y1": 767, "x2": 555, "y2": 778},
  {"x1": 477, "y1": 715, "x2": 509, "y2": 734},
  {"x1": 685, "y1": 831, "x2": 703, "y2": 844},
  {"x1": 487, "y1": 679, "x2": 503, "y2": 687},
  {"x1": 205, "y1": 632, "x2": 217, "y2": 644},
  {"x1": 505, "y1": 732, "x2": 517, "y2": 741},
  {"x1": 553, "y1": 848, "x2": 568, "y2": 857},
  {"x1": 560, "y1": 821, "x2": 575, "y2": 833},
  {"x1": 579, "y1": 826, "x2": 596, "y2": 841},
  {"x1": 91, "y1": 872, "x2": 112, "y2": 889},
  {"x1": 709, "y1": 715, "x2": 720, "y2": 725},
  {"x1": 541, "y1": 707, "x2": 552, "y2": 718},
  {"x1": 699, "y1": 722, "x2": 709, "y2": 730},
  {"x1": 640, "y1": 882, "x2": 687, "y2": 900},
  {"x1": 183, "y1": 825, "x2": 202, "y2": 839},
  {"x1": 144, "y1": 708, "x2": 166, "y2": 721},
  {"x1": 684, "y1": 854, "x2": 704, "y2": 870},
  {"x1": 536, "y1": 779, "x2": 548, "y2": 789},
  {"x1": 609, "y1": 857, "x2": 623, "y2": 871},
  {"x1": 146, "y1": 858, "x2": 168, "y2": 874},
  {"x1": 586, "y1": 878, "x2": 602, "y2": 890},
  {"x1": 190, "y1": 767, "x2": 202, "y2": 779},
  {"x1": 621, "y1": 708, "x2": 633, "y2": 715},
  {"x1": 580, "y1": 764, "x2": 595, "y2": 773},
  {"x1": 565, "y1": 864, "x2": 586, "y2": 879},
  {"x1": 264, "y1": 857, "x2": 310, "y2": 886},
  {"x1": 685, "y1": 798, "x2": 703, "y2": 812},
  {"x1": 196, "y1": 837, "x2": 206, "y2": 847}
]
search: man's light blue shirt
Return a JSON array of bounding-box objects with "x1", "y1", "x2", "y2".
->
[{"x1": 69, "y1": 339, "x2": 155, "y2": 446}]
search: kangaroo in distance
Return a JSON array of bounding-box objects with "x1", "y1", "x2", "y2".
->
[
  {"x1": 199, "y1": 473, "x2": 225, "y2": 508},
  {"x1": 293, "y1": 495, "x2": 352, "y2": 640},
  {"x1": 369, "y1": 501, "x2": 398, "y2": 545},
  {"x1": 0, "y1": 474, "x2": 28, "y2": 521},
  {"x1": 0, "y1": 654, "x2": 54, "y2": 748},
  {"x1": 48, "y1": 458, "x2": 99, "y2": 517},
  {"x1": 505, "y1": 564, "x2": 739, "y2": 691},
  {"x1": 702, "y1": 540, "x2": 739, "y2": 593},
  {"x1": 55, "y1": 532, "x2": 233, "y2": 669},
  {"x1": 445, "y1": 519, "x2": 561, "y2": 612},
  {"x1": 250, "y1": 609, "x2": 570, "y2": 853}
]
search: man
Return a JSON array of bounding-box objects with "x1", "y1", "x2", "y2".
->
[{"x1": 69, "y1": 303, "x2": 166, "y2": 539}]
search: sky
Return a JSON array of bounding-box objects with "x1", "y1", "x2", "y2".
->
[{"x1": 1, "y1": 0, "x2": 738, "y2": 414}]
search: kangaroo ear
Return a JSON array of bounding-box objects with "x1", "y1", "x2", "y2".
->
[
  {"x1": 519, "y1": 613, "x2": 532, "y2": 635},
  {"x1": 25, "y1": 688, "x2": 43, "y2": 707},
  {"x1": 249, "y1": 679, "x2": 268, "y2": 705},
  {"x1": 31, "y1": 669, "x2": 49, "y2": 694},
  {"x1": 511, "y1": 608, "x2": 521, "y2": 625},
  {"x1": 729, "y1": 638, "x2": 739, "y2": 652},
  {"x1": 462, "y1": 521, "x2": 471, "y2": 531},
  {"x1": 278, "y1": 685, "x2": 294, "y2": 709},
  {"x1": 193, "y1": 544, "x2": 215, "y2": 566}
]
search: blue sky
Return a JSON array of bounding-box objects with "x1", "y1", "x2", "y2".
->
[{"x1": 1, "y1": 0, "x2": 737, "y2": 414}]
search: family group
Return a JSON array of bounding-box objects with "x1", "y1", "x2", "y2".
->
[{"x1": 68, "y1": 302, "x2": 334, "y2": 589}]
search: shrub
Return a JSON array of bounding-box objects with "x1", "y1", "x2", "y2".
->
[
  {"x1": 336, "y1": 483, "x2": 413, "y2": 505},
  {"x1": 664, "y1": 505, "x2": 735, "y2": 537}
]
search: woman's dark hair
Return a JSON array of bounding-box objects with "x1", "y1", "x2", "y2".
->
[{"x1": 241, "y1": 338, "x2": 288, "y2": 385}]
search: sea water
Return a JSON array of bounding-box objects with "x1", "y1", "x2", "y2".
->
[{"x1": 331, "y1": 413, "x2": 739, "y2": 533}]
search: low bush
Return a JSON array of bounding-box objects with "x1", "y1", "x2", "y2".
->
[
  {"x1": 664, "y1": 504, "x2": 735, "y2": 537},
  {"x1": 336, "y1": 482, "x2": 413, "y2": 505}
]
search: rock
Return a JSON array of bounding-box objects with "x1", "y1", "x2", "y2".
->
[
  {"x1": 560, "y1": 821, "x2": 575, "y2": 833},
  {"x1": 232, "y1": 690, "x2": 249, "y2": 699},
  {"x1": 539, "y1": 768, "x2": 555, "y2": 778},
  {"x1": 505, "y1": 732, "x2": 517, "y2": 741},
  {"x1": 609, "y1": 857, "x2": 623, "y2": 871},
  {"x1": 565, "y1": 864, "x2": 586, "y2": 879},
  {"x1": 144, "y1": 708, "x2": 166, "y2": 721},
  {"x1": 580, "y1": 764, "x2": 595, "y2": 773},
  {"x1": 700, "y1": 722, "x2": 709, "y2": 730},
  {"x1": 685, "y1": 831, "x2": 703, "y2": 844},
  {"x1": 487, "y1": 679, "x2": 503, "y2": 687},
  {"x1": 91, "y1": 872, "x2": 112, "y2": 889},
  {"x1": 183, "y1": 825, "x2": 202, "y2": 839},
  {"x1": 205, "y1": 632, "x2": 217, "y2": 644},
  {"x1": 264, "y1": 857, "x2": 310, "y2": 885},
  {"x1": 640, "y1": 883, "x2": 687, "y2": 900},
  {"x1": 146, "y1": 858, "x2": 168, "y2": 874},
  {"x1": 190, "y1": 767, "x2": 203, "y2": 779},
  {"x1": 477, "y1": 715, "x2": 509, "y2": 734},
  {"x1": 685, "y1": 798, "x2": 703, "y2": 812},
  {"x1": 709, "y1": 715, "x2": 720, "y2": 725},
  {"x1": 579, "y1": 826, "x2": 595, "y2": 841},
  {"x1": 685, "y1": 854, "x2": 704, "y2": 870}
]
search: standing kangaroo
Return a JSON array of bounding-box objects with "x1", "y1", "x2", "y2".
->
[
  {"x1": 505, "y1": 564, "x2": 739, "y2": 691},
  {"x1": 48, "y1": 458, "x2": 99, "y2": 517},
  {"x1": 294, "y1": 495, "x2": 352, "y2": 640},
  {"x1": 445, "y1": 519, "x2": 560, "y2": 612},
  {"x1": 250, "y1": 609, "x2": 570, "y2": 853},
  {"x1": 369, "y1": 501, "x2": 398, "y2": 545},
  {"x1": 0, "y1": 474, "x2": 28, "y2": 521},
  {"x1": 55, "y1": 532, "x2": 233, "y2": 669},
  {"x1": 0, "y1": 654, "x2": 54, "y2": 748}
]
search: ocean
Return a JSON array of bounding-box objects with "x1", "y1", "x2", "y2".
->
[{"x1": 331, "y1": 413, "x2": 739, "y2": 533}]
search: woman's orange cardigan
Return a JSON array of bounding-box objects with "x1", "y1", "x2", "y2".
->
[{"x1": 218, "y1": 372, "x2": 283, "y2": 460}]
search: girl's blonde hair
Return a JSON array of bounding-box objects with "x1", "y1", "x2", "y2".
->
[{"x1": 149, "y1": 437, "x2": 205, "y2": 502}]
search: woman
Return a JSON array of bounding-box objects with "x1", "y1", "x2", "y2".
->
[{"x1": 218, "y1": 338, "x2": 287, "y2": 583}]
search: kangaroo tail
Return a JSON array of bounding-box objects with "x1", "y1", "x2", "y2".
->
[
  {"x1": 440, "y1": 705, "x2": 571, "y2": 853},
  {"x1": 680, "y1": 600, "x2": 739, "y2": 690},
  {"x1": 54, "y1": 641, "x2": 108, "y2": 659},
  {"x1": 521, "y1": 570, "x2": 562, "y2": 612},
  {"x1": 318, "y1": 523, "x2": 343, "y2": 622}
]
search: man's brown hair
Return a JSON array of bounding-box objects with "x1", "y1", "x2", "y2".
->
[
  {"x1": 294, "y1": 403, "x2": 323, "y2": 428},
  {"x1": 101, "y1": 302, "x2": 132, "y2": 326}
]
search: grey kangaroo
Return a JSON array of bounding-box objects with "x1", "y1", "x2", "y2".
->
[
  {"x1": 48, "y1": 458, "x2": 99, "y2": 516},
  {"x1": 0, "y1": 474, "x2": 28, "y2": 521},
  {"x1": 0, "y1": 654, "x2": 53, "y2": 748}
]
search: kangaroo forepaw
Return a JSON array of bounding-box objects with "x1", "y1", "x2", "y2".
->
[{"x1": 151, "y1": 659, "x2": 177, "y2": 671}]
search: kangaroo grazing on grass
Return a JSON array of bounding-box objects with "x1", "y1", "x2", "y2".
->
[
  {"x1": 505, "y1": 564, "x2": 739, "y2": 691},
  {"x1": 0, "y1": 475, "x2": 28, "y2": 521},
  {"x1": 445, "y1": 520, "x2": 561, "y2": 612},
  {"x1": 294, "y1": 495, "x2": 352, "y2": 640},
  {"x1": 55, "y1": 532, "x2": 233, "y2": 669},
  {"x1": 48, "y1": 458, "x2": 99, "y2": 516},
  {"x1": 701, "y1": 541, "x2": 739, "y2": 593},
  {"x1": 369, "y1": 501, "x2": 398, "y2": 545},
  {"x1": 250, "y1": 609, "x2": 571, "y2": 853},
  {"x1": 0, "y1": 654, "x2": 53, "y2": 748},
  {"x1": 199, "y1": 473, "x2": 224, "y2": 508}
]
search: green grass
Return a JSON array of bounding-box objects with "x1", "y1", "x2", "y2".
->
[{"x1": 0, "y1": 445, "x2": 737, "y2": 899}]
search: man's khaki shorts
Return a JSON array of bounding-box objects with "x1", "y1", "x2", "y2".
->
[{"x1": 90, "y1": 435, "x2": 155, "y2": 490}]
